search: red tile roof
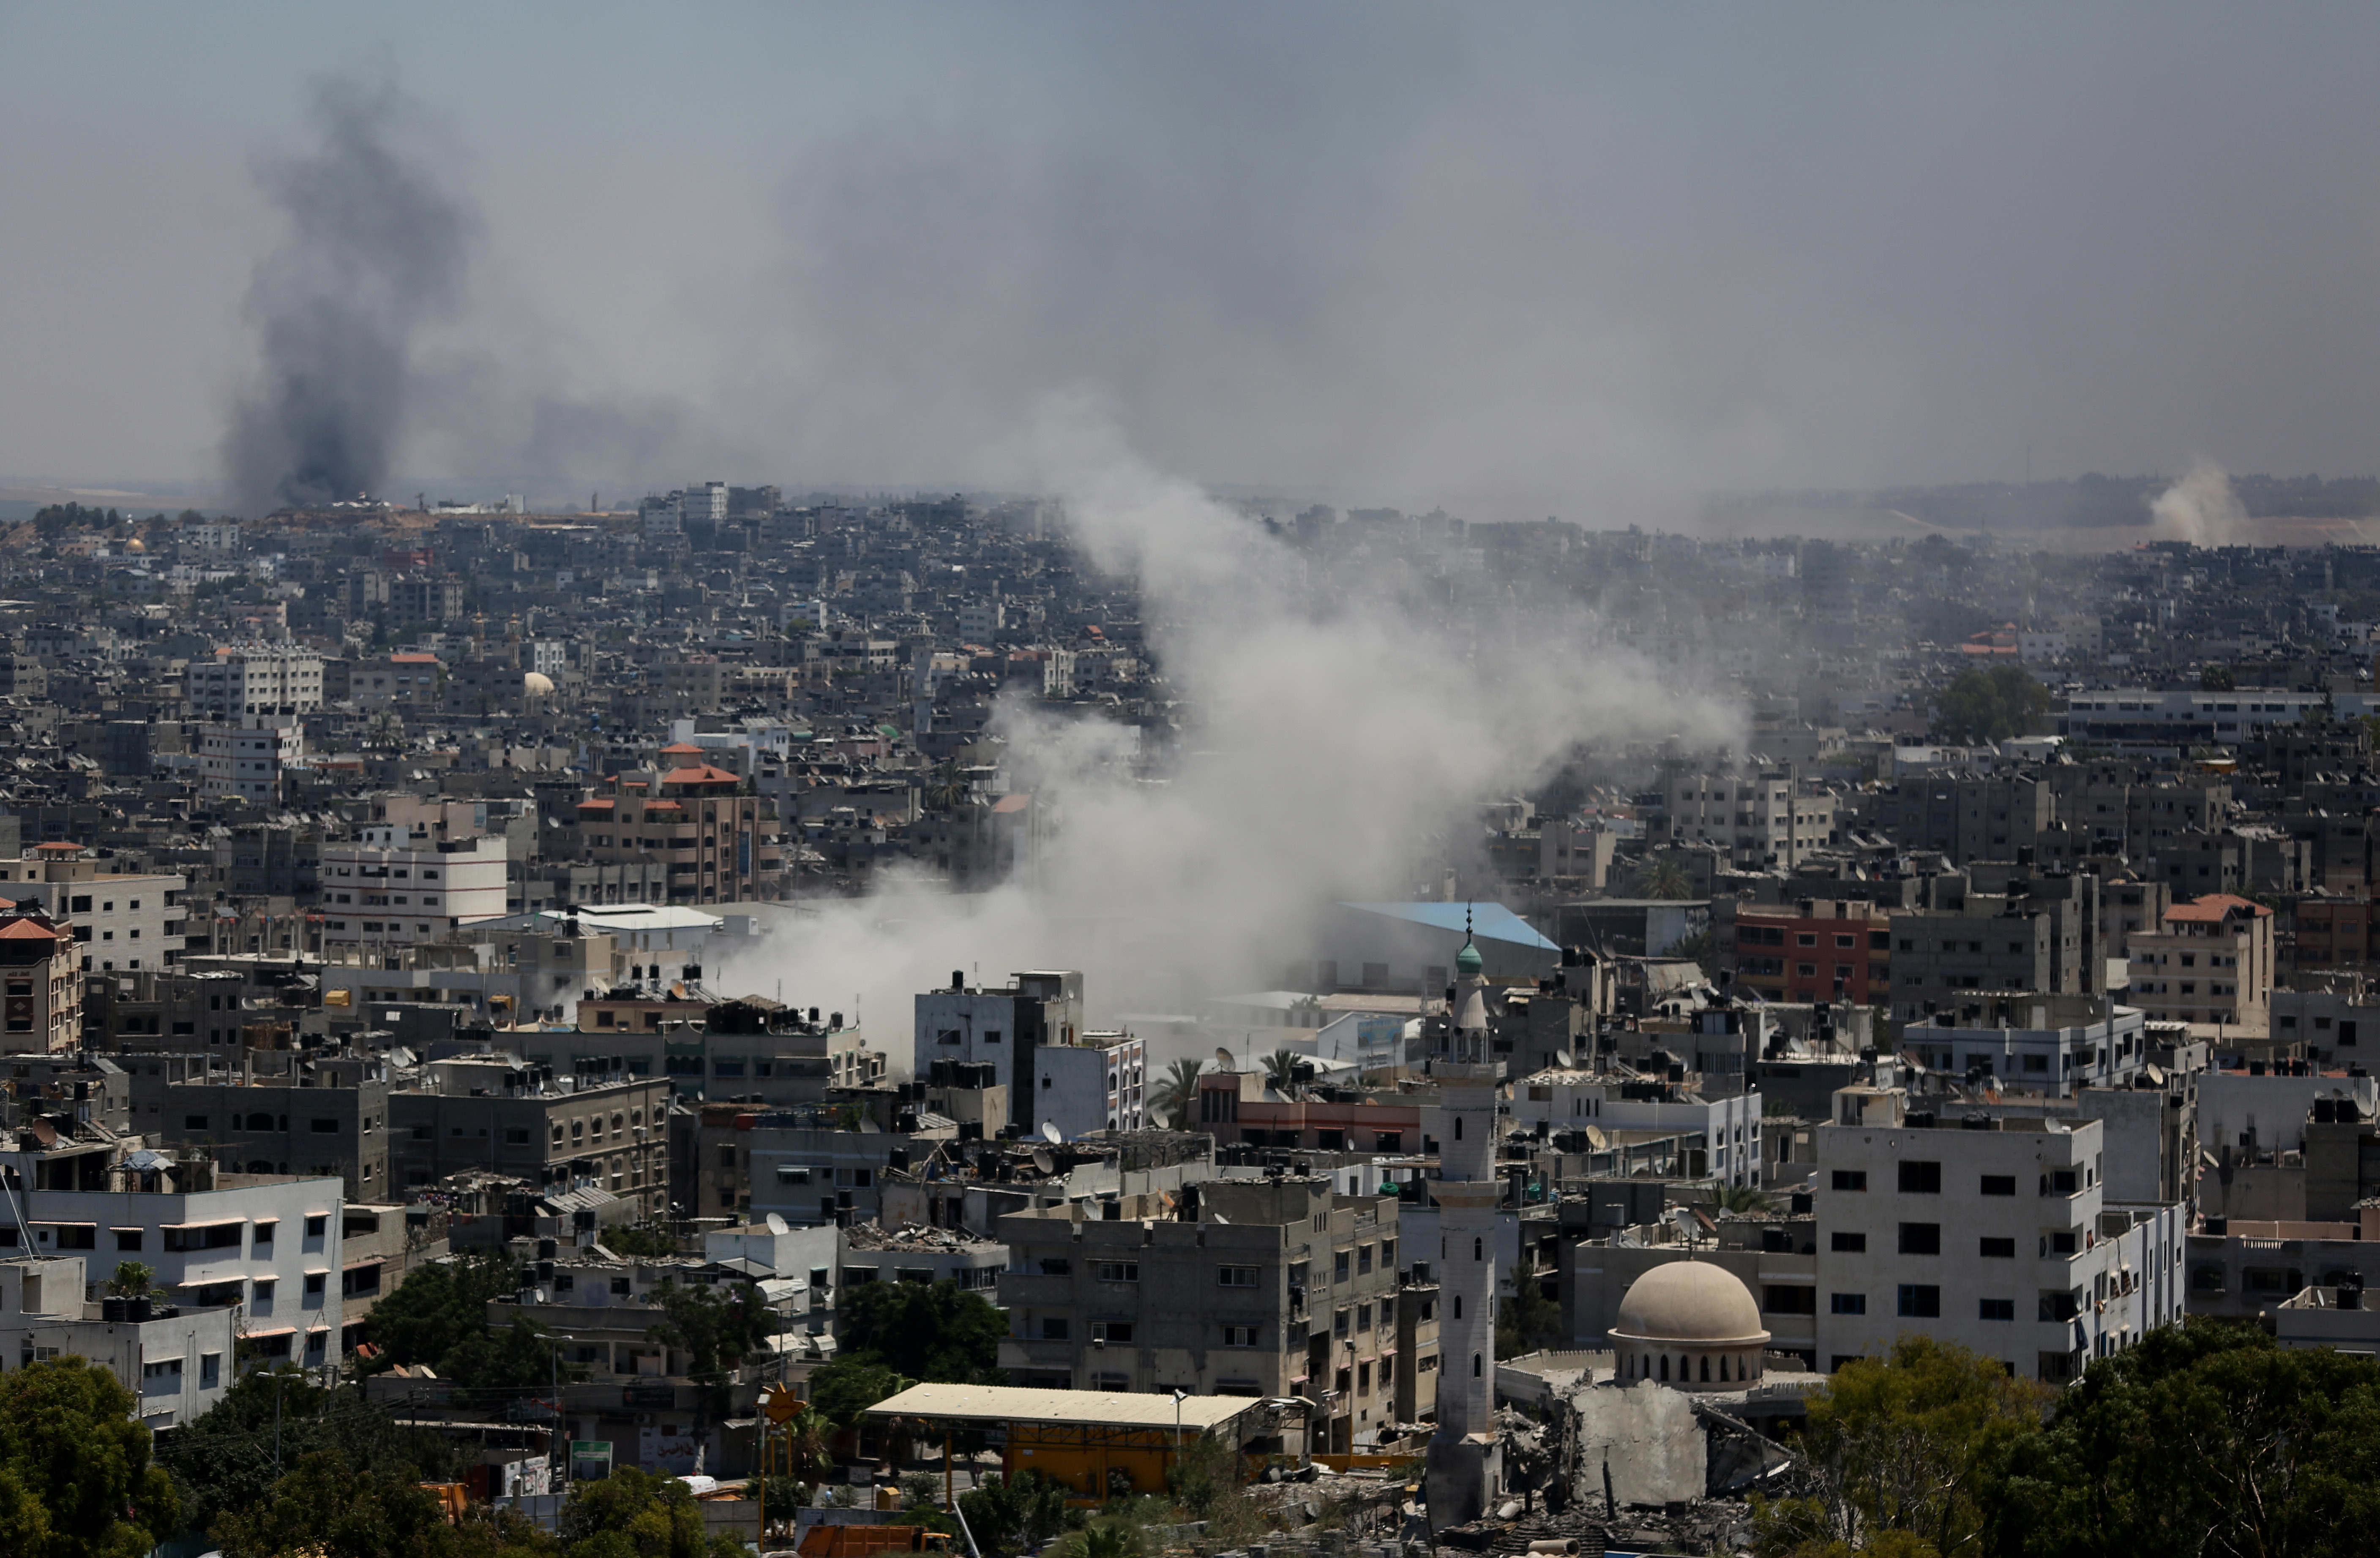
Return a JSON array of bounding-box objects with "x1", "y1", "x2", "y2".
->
[
  {"x1": 2166, "y1": 893, "x2": 2271, "y2": 922},
  {"x1": 661, "y1": 764, "x2": 739, "y2": 787}
]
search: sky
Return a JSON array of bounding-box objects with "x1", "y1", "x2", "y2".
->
[{"x1": 9, "y1": 3, "x2": 2380, "y2": 518}]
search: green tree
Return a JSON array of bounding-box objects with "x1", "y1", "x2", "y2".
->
[
  {"x1": 1163, "y1": 1433, "x2": 1241, "y2": 1521},
  {"x1": 1146, "y1": 1057, "x2": 1206, "y2": 1130},
  {"x1": 1495, "y1": 1278, "x2": 1564, "y2": 1359},
  {"x1": 363, "y1": 1249, "x2": 524, "y2": 1372},
  {"x1": 559, "y1": 1467, "x2": 743, "y2": 1558},
  {"x1": 157, "y1": 1366, "x2": 461, "y2": 1536},
  {"x1": 1262, "y1": 1049, "x2": 1304, "y2": 1095},
  {"x1": 102, "y1": 1262, "x2": 154, "y2": 1299},
  {"x1": 1990, "y1": 1323, "x2": 2380, "y2": 1558},
  {"x1": 438, "y1": 1315, "x2": 582, "y2": 1393},
  {"x1": 0, "y1": 1357, "x2": 181, "y2": 1558},
  {"x1": 1930, "y1": 666, "x2": 2051, "y2": 746},
  {"x1": 1668, "y1": 927, "x2": 1717, "y2": 976},
  {"x1": 959, "y1": 1470, "x2": 1069, "y2": 1558},
  {"x1": 212, "y1": 1449, "x2": 554, "y2": 1558},
  {"x1": 645, "y1": 1279, "x2": 778, "y2": 1450},
  {"x1": 1630, "y1": 853, "x2": 1695, "y2": 901},
  {"x1": 1711, "y1": 1183, "x2": 1777, "y2": 1215},
  {"x1": 804, "y1": 1360, "x2": 913, "y2": 1430},
  {"x1": 835, "y1": 1280, "x2": 1007, "y2": 1384},
  {"x1": 1755, "y1": 1336, "x2": 2044, "y2": 1558}
]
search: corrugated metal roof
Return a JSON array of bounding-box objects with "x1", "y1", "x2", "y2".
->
[
  {"x1": 1337, "y1": 900, "x2": 1559, "y2": 951},
  {"x1": 864, "y1": 1383, "x2": 1263, "y2": 1432}
]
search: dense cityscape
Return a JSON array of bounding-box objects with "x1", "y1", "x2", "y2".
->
[{"x1": 15, "y1": 8, "x2": 2380, "y2": 1558}]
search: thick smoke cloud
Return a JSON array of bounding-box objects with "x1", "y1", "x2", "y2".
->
[
  {"x1": 718, "y1": 405, "x2": 1738, "y2": 1073},
  {"x1": 222, "y1": 75, "x2": 473, "y2": 515}
]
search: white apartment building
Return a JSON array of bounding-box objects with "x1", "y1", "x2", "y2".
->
[
  {"x1": 1, "y1": 1154, "x2": 347, "y2": 1373},
  {"x1": 0, "y1": 851, "x2": 188, "y2": 973},
  {"x1": 1507, "y1": 1069, "x2": 1763, "y2": 1188},
  {"x1": 1809, "y1": 1086, "x2": 2185, "y2": 1383},
  {"x1": 1029, "y1": 1031, "x2": 1146, "y2": 1138},
  {"x1": 1665, "y1": 768, "x2": 1837, "y2": 869},
  {"x1": 186, "y1": 644, "x2": 323, "y2": 720},
  {"x1": 1896, "y1": 1005, "x2": 2150, "y2": 1096},
  {"x1": 2064, "y1": 688, "x2": 2380, "y2": 743},
  {"x1": 197, "y1": 720, "x2": 304, "y2": 804},
  {"x1": 0, "y1": 1256, "x2": 240, "y2": 1428},
  {"x1": 319, "y1": 831, "x2": 507, "y2": 947}
]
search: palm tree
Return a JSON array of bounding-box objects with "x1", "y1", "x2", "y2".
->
[
  {"x1": 1263, "y1": 1049, "x2": 1305, "y2": 1096},
  {"x1": 1631, "y1": 853, "x2": 1695, "y2": 900},
  {"x1": 1148, "y1": 1057, "x2": 1205, "y2": 1130},
  {"x1": 1710, "y1": 1182, "x2": 1776, "y2": 1216}
]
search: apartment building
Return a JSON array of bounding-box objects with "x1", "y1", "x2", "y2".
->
[
  {"x1": 319, "y1": 830, "x2": 507, "y2": 948},
  {"x1": 136, "y1": 1054, "x2": 391, "y2": 1198},
  {"x1": 1665, "y1": 768, "x2": 1837, "y2": 869},
  {"x1": 2125, "y1": 894, "x2": 2275, "y2": 1033},
  {"x1": 0, "y1": 1256, "x2": 240, "y2": 1428},
  {"x1": 0, "y1": 1144, "x2": 349, "y2": 1372},
  {"x1": 732, "y1": 1109, "x2": 960, "y2": 1228},
  {"x1": 1724, "y1": 898, "x2": 1892, "y2": 1005},
  {"x1": 1895, "y1": 1000, "x2": 2150, "y2": 1095},
  {"x1": 185, "y1": 644, "x2": 323, "y2": 720},
  {"x1": 387, "y1": 1059, "x2": 670, "y2": 1214},
  {"x1": 1809, "y1": 1086, "x2": 2184, "y2": 1382},
  {"x1": 0, "y1": 907, "x2": 82, "y2": 1054},
  {"x1": 0, "y1": 847, "x2": 188, "y2": 973},
  {"x1": 996, "y1": 1177, "x2": 1427, "y2": 1452},
  {"x1": 1507, "y1": 1070, "x2": 1763, "y2": 1188},
  {"x1": 348, "y1": 651, "x2": 445, "y2": 712},
  {"x1": 1028, "y1": 1031, "x2": 1146, "y2": 1138},
  {"x1": 913, "y1": 970, "x2": 1084, "y2": 1135},
  {"x1": 569, "y1": 765, "x2": 783, "y2": 907},
  {"x1": 1873, "y1": 775, "x2": 2059, "y2": 866},
  {"x1": 197, "y1": 720, "x2": 305, "y2": 804},
  {"x1": 2099, "y1": 878, "x2": 2173, "y2": 961}
]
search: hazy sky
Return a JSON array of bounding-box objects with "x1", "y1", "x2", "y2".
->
[{"x1": 9, "y1": 3, "x2": 2380, "y2": 515}]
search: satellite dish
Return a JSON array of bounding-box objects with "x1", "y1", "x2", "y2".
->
[
  {"x1": 1032, "y1": 1147, "x2": 1056, "y2": 1174},
  {"x1": 1554, "y1": 1048, "x2": 1576, "y2": 1070},
  {"x1": 1215, "y1": 1047, "x2": 1234, "y2": 1070},
  {"x1": 1041, "y1": 1120, "x2": 1063, "y2": 1144},
  {"x1": 765, "y1": 1212, "x2": 789, "y2": 1236}
]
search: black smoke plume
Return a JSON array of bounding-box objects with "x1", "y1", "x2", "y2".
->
[{"x1": 222, "y1": 75, "x2": 472, "y2": 515}]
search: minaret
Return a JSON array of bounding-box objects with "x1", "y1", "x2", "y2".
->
[{"x1": 1426, "y1": 910, "x2": 1504, "y2": 1528}]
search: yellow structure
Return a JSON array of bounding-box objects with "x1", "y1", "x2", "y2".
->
[{"x1": 864, "y1": 1384, "x2": 1299, "y2": 1501}]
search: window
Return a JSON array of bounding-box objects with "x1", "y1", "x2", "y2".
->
[
  {"x1": 1040, "y1": 1318, "x2": 1069, "y2": 1340},
  {"x1": 303, "y1": 1272, "x2": 326, "y2": 1295},
  {"x1": 1218, "y1": 1266, "x2": 1259, "y2": 1288},
  {"x1": 184, "y1": 1115, "x2": 209, "y2": 1131},
  {"x1": 505, "y1": 1128, "x2": 530, "y2": 1145},
  {"x1": 1335, "y1": 1252, "x2": 1351, "y2": 1282},
  {"x1": 1899, "y1": 1161, "x2": 1942, "y2": 1194},
  {"x1": 305, "y1": 1215, "x2": 327, "y2": 1237},
  {"x1": 1897, "y1": 1284, "x2": 1941, "y2": 1318},
  {"x1": 1094, "y1": 1262, "x2": 1139, "y2": 1283},
  {"x1": 1900, "y1": 1223, "x2": 1941, "y2": 1255},
  {"x1": 1334, "y1": 1307, "x2": 1351, "y2": 1337},
  {"x1": 1764, "y1": 1285, "x2": 1817, "y2": 1314},
  {"x1": 1357, "y1": 1303, "x2": 1374, "y2": 1332},
  {"x1": 1980, "y1": 1175, "x2": 2016, "y2": 1196},
  {"x1": 1222, "y1": 1325, "x2": 1258, "y2": 1347},
  {"x1": 1039, "y1": 1258, "x2": 1071, "y2": 1276},
  {"x1": 309, "y1": 1119, "x2": 338, "y2": 1134},
  {"x1": 1832, "y1": 1171, "x2": 1867, "y2": 1191},
  {"x1": 1091, "y1": 1322, "x2": 1133, "y2": 1343},
  {"x1": 1831, "y1": 1292, "x2": 1866, "y2": 1315},
  {"x1": 115, "y1": 1230, "x2": 142, "y2": 1251},
  {"x1": 200, "y1": 1352, "x2": 221, "y2": 1388},
  {"x1": 1980, "y1": 1237, "x2": 2016, "y2": 1258},
  {"x1": 1831, "y1": 1231, "x2": 1867, "y2": 1252},
  {"x1": 1979, "y1": 1298, "x2": 2015, "y2": 1321},
  {"x1": 2044, "y1": 1170, "x2": 2078, "y2": 1196},
  {"x1": 1358, "y1": 1245, "x2": 1374, "y2": 1275},
  {"x1": 2047, "y1": 1231, "x2": 2079, "y2": 1256}
]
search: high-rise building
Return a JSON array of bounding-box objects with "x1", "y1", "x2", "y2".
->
[{"x1": 1426, "y1": 926, "x2": 1503, "y2": 1526}]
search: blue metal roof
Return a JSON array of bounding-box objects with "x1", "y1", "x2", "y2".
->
[{"x1": 1336, "y1": 901, "x2": 1559, "y2": 951}]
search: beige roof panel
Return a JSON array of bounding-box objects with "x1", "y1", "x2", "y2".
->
[{"x1": 864, "y1": 1383, "x2": 1262, "y2": 1433}]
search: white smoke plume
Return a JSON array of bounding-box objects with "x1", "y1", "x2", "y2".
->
[
  {"x1": 716, "y1": 403, "x2": 1738, "y2": 1074},
  {"x1": 2150, "y1": 460, "x2": 2247, "y2": 547}
]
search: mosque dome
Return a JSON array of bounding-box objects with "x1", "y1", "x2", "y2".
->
[
  {"x1": 1609, "y1": 1260, "x2": 1770, "y2": 1389},
  {"x1": 125, "y1": 536, "x2": 147, "y2": 554},
  {"x1": 1455, "y1": 937, "x2": 1484, "y2": 977},
  {"x1": 522, "y1": 671, "x2": 555, "y2": 695}
]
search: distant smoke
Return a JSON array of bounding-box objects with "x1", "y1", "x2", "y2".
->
[
  {"x1": 2151, "y1": 460, "x2": 2246, "y2": 547},
  {"x1": 719, "y1": 406, "x2": 1737, "y2": 1077},
  {"x1": 221, "y1": 75, "x2": 472, "y2": 514}
]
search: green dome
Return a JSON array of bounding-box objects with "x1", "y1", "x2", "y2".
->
[{"x1": 1455, "y1": 937, "x2": 1483, "y2": 976}]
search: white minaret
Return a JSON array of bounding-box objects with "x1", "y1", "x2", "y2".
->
[{"x1": 1426, "y1": 914, "x2": 1504, "y2": 1528}]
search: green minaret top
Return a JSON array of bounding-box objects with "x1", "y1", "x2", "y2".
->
[{"x1": 1455, "y1": 902, "x2": 1483, "y2": 976}]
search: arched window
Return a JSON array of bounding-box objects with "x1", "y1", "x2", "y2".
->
[
  {"x1": 246, "y1": 1112, "x2": 272, "y2": 1130},
  {"x1": 1452, "y1": 1295, "x2": 1461, "y2": 1319},
  {"x1": 1700, "y1": 1355, "x2": 1711, "y2": 1382},
  {"x1": 1659, "y1": 1355, "x2": 1669, "y2": 1382},
  {"x1": 1473, "y1": 1353, "x2": 1482, "y2": 1378},
  {"x1": 1717, "y1": 1355, "x2": 1729, "y2": 1382},
  {"x1": 1455, "y1": 1116, "x2": 1462, "y2": 1140},
  {"x1": 1474, "y1": 1237, "x2": 1483, "y2": 1261}
]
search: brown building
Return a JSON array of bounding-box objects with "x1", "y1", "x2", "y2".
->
[
  {"x1": 568, "y1": 763, "x2": 783, "y2": 906},
  {"x1": 0, "y1": 909, "x2": 82, "y2": 1054}
]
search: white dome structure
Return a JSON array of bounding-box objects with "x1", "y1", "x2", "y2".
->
[{"x1": 1608, "y1": 1261, "x2": 1770, "y2": 1389}]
